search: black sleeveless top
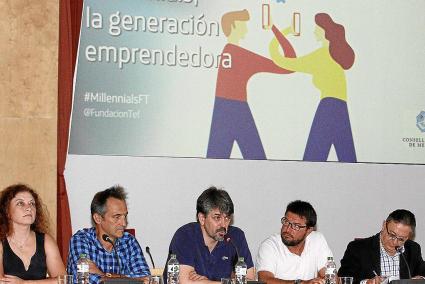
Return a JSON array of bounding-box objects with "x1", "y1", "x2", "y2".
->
[{"x1": 2, "y1": 232, "x2": 47, "y2": 280}]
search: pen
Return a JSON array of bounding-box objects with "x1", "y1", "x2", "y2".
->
[{"x1": 373, "y1": 271, "x2": 378, "y2": 277}]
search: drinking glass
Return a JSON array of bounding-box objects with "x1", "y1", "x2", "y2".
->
[
  {"x1": 338, "y1": 277, "x2": 353, "y2": 284},
  {"x1": 150, "y1": 275, "x2": 163, "y2": 284},
  {"x1": 221, "y1": 278, "x2": 233, "y2": 284},
  {"x1": 58, "y1": 275, "x2": 73, "y2": 284}
]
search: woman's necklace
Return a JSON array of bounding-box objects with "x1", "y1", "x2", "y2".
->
[{"x1": 8, "y1": 232, "x2": 31, "y2": 250}]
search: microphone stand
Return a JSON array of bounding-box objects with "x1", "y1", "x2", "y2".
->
[
  {"x1": 146, "y1": 246, "x2": 156, "y2": 269},
  {"x1": 225, "y1": 235, "x2": 240, "y2": 259},
  {"x1": 103, "y1": 234, "x2": 122, "y2": 276},
  {"x1": 397, "y1": 246, "x2": 411, "y2": 279}
]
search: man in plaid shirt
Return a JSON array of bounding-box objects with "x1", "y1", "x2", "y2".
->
[{"x1": 67, "y1": 185, "x2": 150, "y2": 283}]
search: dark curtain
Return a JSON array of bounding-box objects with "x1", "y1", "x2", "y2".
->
[{"x1": 57, "y1": 0, "x2": 83, "y2": 262}]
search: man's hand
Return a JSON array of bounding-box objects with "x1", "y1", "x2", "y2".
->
[
  {"x1": 87, "y1": 259, "x2": 104, "y2": 275},
  {"x1": 303, "y1": 278, "x2": 326, "y2": 284},
  {"x1": 188, "y1": 271, "x2": 208, "y2": 281},
  {"x1": 366, "y1": 276, "x2": 386, "y2": 284}
]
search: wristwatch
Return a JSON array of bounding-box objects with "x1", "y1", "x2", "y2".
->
[{"x1": 295, "y1": 279, "x2": 302, "y2": 284}]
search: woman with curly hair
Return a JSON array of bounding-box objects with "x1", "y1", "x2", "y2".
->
[
  {"x1": 270, "y1": 13, "x2": 357, "y2": 162},
  {"x1": 0, "y1": 184, "x2": 65, "y2": 283}
]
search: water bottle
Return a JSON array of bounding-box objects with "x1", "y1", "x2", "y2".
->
[
  {"x1": 324, "y1": 256, "x2": 337, "y2": 284},
  {"x1": 167, "y1": 254, "x2": 180, "y2": 284},
  {"x1": 235, "y1": 257, "x2": 247, "y2": 284},
  {"x1": 77, "y1": 253, "x2": 90, "y2": 284}
]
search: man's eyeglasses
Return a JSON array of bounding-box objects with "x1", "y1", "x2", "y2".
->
[
  {"x1": 211, "y1": 214, "x2": 231, "y2": 223},
  {"x1": 385, "y1": 222, "x2": 408, "y2": 243},
  {"x1": 281, "y1": 217, "x2": 308, "y2": 231}
]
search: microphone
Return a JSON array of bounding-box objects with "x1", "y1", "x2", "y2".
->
[
  {"x1": 102, "y1": 233, "x2": 113, "y2": 243},
  {"x1": 145, "y1": 246, "x2": 156, "y2": 269},
  {"x1": 102, "y1": 234, "x2": 121, "y2": 276},
  {"x1": 224, "y1": 235, "x2": 240, "y2": 259},
  {"x1": 396, "y1": 246, "x2": 411, "y2": 279}
]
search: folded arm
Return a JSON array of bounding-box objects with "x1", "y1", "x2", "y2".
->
[
  {"x1": 45, "y1": 234, "x2": 66, "y2": 278},
  {"x1": 258, "y1": 271, "x2": 325, "y2": 284},
  {"x1": 179, "y1": 264, "x2": 218, "y2": 284}
]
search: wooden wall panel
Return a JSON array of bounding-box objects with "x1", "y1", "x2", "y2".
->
[{"x1": 0, "y1": 0, "x2": 59, "y2": 235}]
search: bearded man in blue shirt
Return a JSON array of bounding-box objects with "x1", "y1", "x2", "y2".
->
[
  {"x1": 67, "y1": 185, "x2": 151, "y2": 283},
  {"x1": 164, "y1": 186, "x2": 255, "y2": 284}
]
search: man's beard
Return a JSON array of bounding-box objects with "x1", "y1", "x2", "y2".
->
[
  {"x1": 212, "y1": 227, "x2": 227, "y2": 242},
  {"x1": 281, "y1": 233, "x2": 305, "y2": 247}
]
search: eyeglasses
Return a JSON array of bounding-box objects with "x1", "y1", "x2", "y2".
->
[
  {"x1": 281, "y1": 217, "x2": 308, "y2": 231},
  {"x1": 385, "y1": 222, "x2": 408, "y2": 243},
  {"x1": 210, "y1": 214, "x2": 231, "y2": 223}
]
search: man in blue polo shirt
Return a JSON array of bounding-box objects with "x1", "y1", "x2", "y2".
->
[{"x1": 164, "y1": 186, "x2": 255, "y2": 284}]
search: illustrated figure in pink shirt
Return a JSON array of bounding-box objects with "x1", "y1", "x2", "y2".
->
[{"x1": 207, "y1": 9, "x2": 296, "y2": 159}]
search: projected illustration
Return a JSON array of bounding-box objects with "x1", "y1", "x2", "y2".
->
[{"x1": 68, "y1": 0, "x2": 425, "y2": 164}]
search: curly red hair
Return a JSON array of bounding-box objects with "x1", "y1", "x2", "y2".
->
[
  {"x1": 315, "y1": 13, "x2": 355, "y2": 70},
  {"x1": 0, "y1": 183, "x2": 50, "y2": 240}
]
